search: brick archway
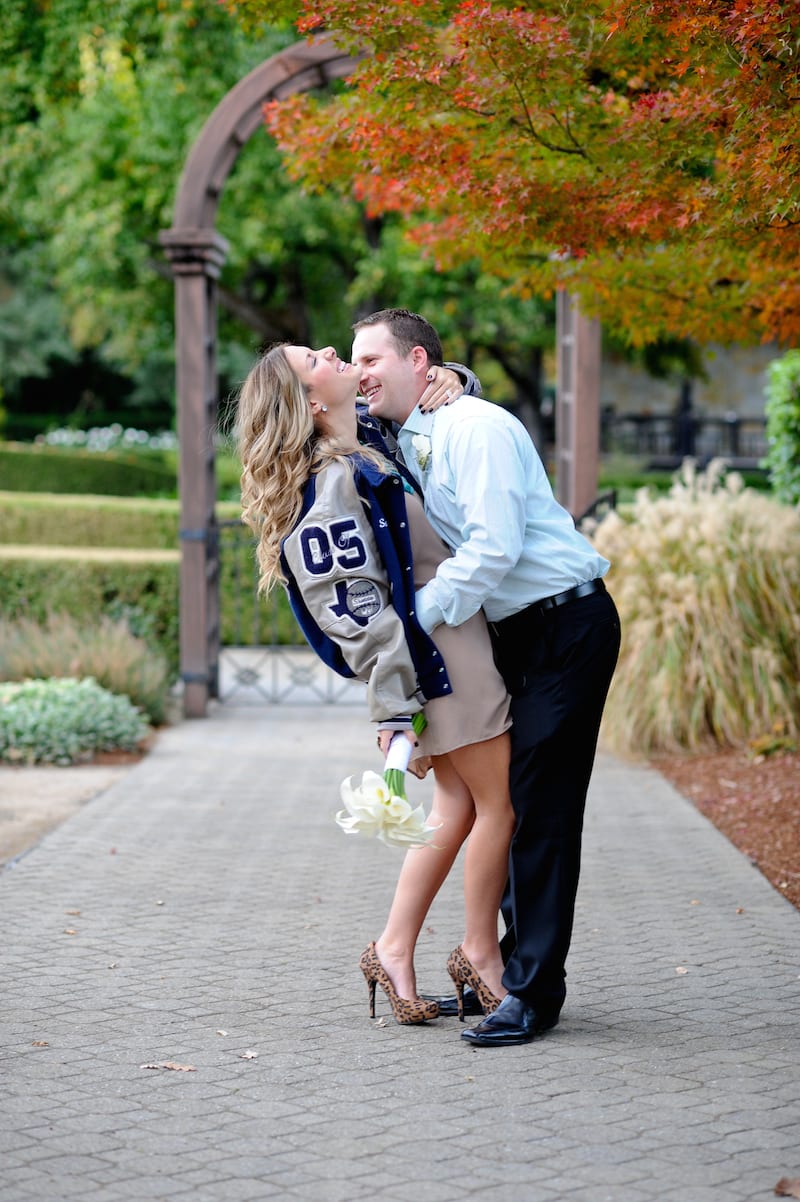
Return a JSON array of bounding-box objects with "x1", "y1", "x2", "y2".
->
[{"x1": 160, "y1": 34, "x2": 361, "y2": 717}]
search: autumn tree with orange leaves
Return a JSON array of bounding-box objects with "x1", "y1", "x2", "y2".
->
[{"x1": 225, "y1": 0, "x2": 800, "y2": 347}]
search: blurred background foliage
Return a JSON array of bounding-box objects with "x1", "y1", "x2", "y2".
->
[
  {"x1": 0, "y1": 0, "x2": 703, "y2": 445},
  {"x1": 0, "y1": 0, "x2": 519, "y2": 437}
]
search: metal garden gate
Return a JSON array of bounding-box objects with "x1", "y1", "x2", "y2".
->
[{"x1": 216, "y1": 518, "x2": 365, "y2": 706}]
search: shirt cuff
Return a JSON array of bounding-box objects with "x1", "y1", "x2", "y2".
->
[{"x1": 414, "y1": 585, "x2": 443, "y2": 634}]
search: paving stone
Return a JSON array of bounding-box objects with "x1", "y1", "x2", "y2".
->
[{"x1": 1, "y1": 708, "x2": 798, "y2": 1202}]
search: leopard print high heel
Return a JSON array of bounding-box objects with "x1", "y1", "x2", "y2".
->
[
  {"x1": 446, "y1": 945, "x2": 502, "y2": 1022},
  {"x1": 359, "y1": 943, "x2": 439, "y2": 1025}
]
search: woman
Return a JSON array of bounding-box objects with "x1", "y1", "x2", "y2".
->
[{"x1": 237, "y1": 344, "x2": 515, "y2": 1026}]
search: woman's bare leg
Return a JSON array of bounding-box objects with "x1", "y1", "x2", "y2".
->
[
  {"x1": 447, "y1": 733, "x2": 514, "y2": 1000},
  {"x1": 374, "y1": 763, "x2": 474, "y2": 1000},
  {"x1": 375, "y1": 732, "x2": 513, "y2": 1002}
]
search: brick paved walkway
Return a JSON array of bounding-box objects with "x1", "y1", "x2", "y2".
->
[{"x1": 2, "y1": 704, "x2": 798, "y2": 1202}]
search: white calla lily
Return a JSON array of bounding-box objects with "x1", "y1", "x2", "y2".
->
[{"x1": 336, "y1": 768, "x2": 439, "y2": 849}]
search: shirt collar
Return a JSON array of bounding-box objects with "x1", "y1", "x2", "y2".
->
[{"x1": 400, "y1": 406, "x2": 435, "y2": 437}]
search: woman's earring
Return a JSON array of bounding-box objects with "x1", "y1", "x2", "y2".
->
[{"x1": 321, "y1": 405, "x2": 328, "y2": 413}]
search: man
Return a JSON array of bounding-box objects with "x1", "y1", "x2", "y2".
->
[{"x1": 351, "y1": 309, "x2": 621, "y2": 1047}]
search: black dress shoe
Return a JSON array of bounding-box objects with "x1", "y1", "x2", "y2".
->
[
  {"x1": 421, "y1": 987, "x2": 484, "y2": 1018},
  {"x1": 460, "y1": 994, "x2": 558, "y2": 1046}
]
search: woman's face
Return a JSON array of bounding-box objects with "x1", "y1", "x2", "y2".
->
[{"x1": 284, "y1": 345, "x2": 358, "y2": 411}]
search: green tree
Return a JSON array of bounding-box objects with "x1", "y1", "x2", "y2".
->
[{"x1": 1, "y1": 0, "x2": 564, "y2": 439}]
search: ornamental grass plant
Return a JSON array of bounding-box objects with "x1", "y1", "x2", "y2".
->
[
  {"x1": 590, "y1": 461, "x2": 800, "y2": 755},
  {"x1": 0, "y1": 614, "x2": 170, "y2": 724}
]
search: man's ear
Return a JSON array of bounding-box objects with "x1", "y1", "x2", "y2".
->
[{"x1": 410, "y1": 345, "x2": 430, "y2": 373}]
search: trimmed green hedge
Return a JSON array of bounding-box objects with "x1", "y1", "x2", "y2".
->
[
  {"x1": 0, "y1": 441, "x2": 242, "y2": 501},
  {"x1": 0, "y1": 441, "x2": 178, "y2": 496},
  {"x1": 0, "y1": 491, "x2": 240, "y2": 549},
  {"x1": 0, "y1": 543, "x2": 302, "y2": 668},
  {"x1": 0, "y1": 548, "x2": 181, "y2": 669}
]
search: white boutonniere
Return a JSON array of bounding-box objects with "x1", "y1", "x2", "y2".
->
[{"x1": 411, "y1": 434, "x2": 432, "y2": 472}]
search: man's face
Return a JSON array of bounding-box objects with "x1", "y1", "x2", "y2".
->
[{"x1": 351, "y1": 323, "x2": 424, "y2": 425}]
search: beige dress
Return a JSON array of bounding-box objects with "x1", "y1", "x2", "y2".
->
[{"x1": 405, "y1": 492, "x2": 511, "y2": 758}]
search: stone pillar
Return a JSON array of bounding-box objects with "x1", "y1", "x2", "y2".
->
[
  {"x1": 555, "y1": 291, "x2": 601, "y2": 519},
  {"x1": 159, "y1": 228, "x2": 229, "y2": 718}
]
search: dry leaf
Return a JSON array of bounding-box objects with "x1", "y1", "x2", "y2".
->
[
  {"x1": 31, "y1": 1041, "x2": 49, "y2": 1048},
  {"x1": 216, "y1": 1030, "x2": 228, "y2": 1037},
  {"x1": 140, "y1": 1061, "x2": 196, "y2": 1072},
  {"x1": 63, "y1": 928, "x2": 77, "y2": 936},
  {"x1": 239, "y1": 1050, "x2": 258, "y2": 1060},
  {"x1": 65, "y1": 909, "x2": 81, "y2": 916},
  {"x1": 775, "y1": 1179, "x2": 800, "y2": 1199}
]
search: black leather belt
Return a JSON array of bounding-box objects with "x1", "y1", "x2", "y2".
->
[
  {"x1": 534, "y1": 577, "x2": 605, "y2": 614},
  {"x1": 491, "y1": 578, "x2": 605, "y2": 638}
]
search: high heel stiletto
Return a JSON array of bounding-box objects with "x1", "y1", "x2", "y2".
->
[
  {"x1": 359, "y1": 943, "x2": 439, "y2": 1025},
  {"x1": 446, "y1": 945, "x2": 502, "y2": 1022}
]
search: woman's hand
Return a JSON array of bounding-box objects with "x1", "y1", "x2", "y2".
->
[
  {"x1": 418, "y1": 365, "x2": 463, "y2": 414},
  {"x1": 377, "y1": 728, "x2": 418, "y2": 758}
]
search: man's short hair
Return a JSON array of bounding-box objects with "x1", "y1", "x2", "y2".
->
[{"x1": 352, "y1": 308, "x2": 443, "y2": 366}]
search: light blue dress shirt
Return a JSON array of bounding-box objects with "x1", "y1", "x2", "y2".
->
[{"x1": 397, "y1": 394, "x2": 610, "y2": 632}]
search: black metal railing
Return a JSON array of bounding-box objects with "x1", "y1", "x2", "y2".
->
[{"x1": 601, "y1": 412, "x2": 768, "y2": 467}]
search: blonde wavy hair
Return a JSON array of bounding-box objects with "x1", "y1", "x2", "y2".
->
[{"x1": 237, "y1": 345, "x2": 387, "y2": 593}]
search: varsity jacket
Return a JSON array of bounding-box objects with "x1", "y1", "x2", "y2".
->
[{"x1": 280, "y1": 456, "x2": 453, "y2": 724}]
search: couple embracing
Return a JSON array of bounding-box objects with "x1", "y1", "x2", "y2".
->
[{"x1": 236, "y1": 309, "x2": 620, "y2": 1047}]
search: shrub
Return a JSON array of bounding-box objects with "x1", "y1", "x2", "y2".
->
[
  {"x1": 591, "y1": 460, "x2": 800, "y2": 755},
  {"x1": 762, "y1": 350, "x2": 800, "y2": 505},
  {"x1": 0, "y1": 542, "x2": 303, "y2": 667},
  {"x1": 0, "y1": 441, "x2": 177, "y2": 496},
  {"x1": 0, "y1": 614, "x2": 171, "y2": 725},
  {"x1": 0, "y1": 490, "x2": 186, "y2": 549},
  {"x1": 0, "y1": 548, "x2": 180, "y2": 670},
  {"x1": 0, "y1": 677, "x2": 148, "y2": 765},
  {"x1": 38, "y1": 424, "x2": 177, "y2": 453}
]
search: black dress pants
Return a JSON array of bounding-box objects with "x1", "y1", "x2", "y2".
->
[{"x1": 490, "y1": 586, "x2": 621, "y2": 1020}]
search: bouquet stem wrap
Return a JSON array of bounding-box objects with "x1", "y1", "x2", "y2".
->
[{"x1": 382, "y1": 732, "x2": 412, "y2": 803}]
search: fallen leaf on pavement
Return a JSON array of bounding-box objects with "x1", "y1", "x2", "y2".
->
[
  {"x1": 31, "y1": 1041, "x2": 49, "y2": 1048},
  {"x1": 140, "y1": 1061, "x2": 196, "y2": 1072},
  {"x1": 775, "y1": 1179, "x2": 800, "y2": 1198}
]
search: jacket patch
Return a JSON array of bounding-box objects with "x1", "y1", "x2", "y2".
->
[
  {"x1": 328, "y1": 579, "x2": 382, "y2": 627},
  {"x1": 300, "y1": 518, "x2": 368, "y2": 576}
]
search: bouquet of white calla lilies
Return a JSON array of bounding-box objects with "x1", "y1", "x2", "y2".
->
[{"x1": 336, "y1": 732, "x2": 439, "y2": 849}]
